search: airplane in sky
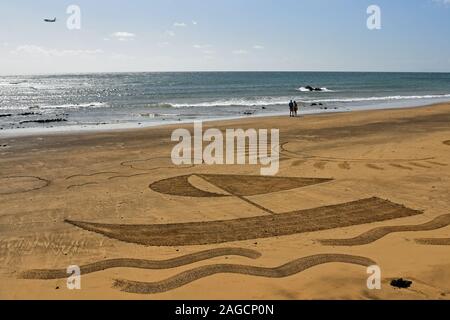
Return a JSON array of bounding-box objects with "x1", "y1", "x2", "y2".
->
[{"x1": 43, "y1": 18, "x2": 56, "y2": 23}]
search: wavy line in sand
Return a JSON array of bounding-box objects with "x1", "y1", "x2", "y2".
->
[
  {"x1": 67, "y1": 182, "x2": 99, "y2": 190},
  {"x1": 20, "y1": 248, "x2": 261, "y2": 280},
  {"x1": 113, "y1": 254, "x2": 376, "y2": 294},
  {"x1": 319, "y1": 214, "x2": 450, "y2": 246},
  {"x1": 65, "y1": 172, "x2": 119, "y2": 180},
  {"x1": 415, "y1": 238, "x2": 450, "y2": 246}
]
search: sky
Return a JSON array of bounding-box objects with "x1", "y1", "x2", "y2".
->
[{"x1": 0, "y1": 0, "x2": 449, "y2": 74}]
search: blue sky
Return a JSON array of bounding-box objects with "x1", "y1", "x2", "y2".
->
[{"x1": 0, "y1": 0, "x2": 449, "y2": 74}]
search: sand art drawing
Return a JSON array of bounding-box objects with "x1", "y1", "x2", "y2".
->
[
  {"x1": 0, "y1": 176, "x2": 50, "y2": 195},
  {"x1": 319, "y1": 214, "x2": 450, "y2": 246},
  {"x1": 20, "y1": 248, "x2": 262, "y2": 280},
  {"x1": 150, "y1": 174, "x2": 332, "y2": 198},
  {"x1": 277, "y1": 141, "x2": 448, "y2": 172},
  {"x1": 113, "y1": 254, "x2": 377, "y2": 294},
  {"x1": 66, "y1": 197, "x2": 421, "y2": 246},
  {"x1": 279, "y1": 141, "x2": 436, "y2": 163}
]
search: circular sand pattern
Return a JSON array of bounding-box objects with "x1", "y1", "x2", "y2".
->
[{"x1": 0, "y1": 176, "x2": 50, "y2": 195}]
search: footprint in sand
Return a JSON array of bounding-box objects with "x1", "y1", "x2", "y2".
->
[
  {"x1": 366, "y1": 164, "x2": 384, "y2": 170},
  {"x1": 314, "y1": 162, "x2": 327, "y2": 170},
  {"x1": 426, "y1": 161, "x2": 448, "y2": 167},
  {"x1": 389, "y1": 163, "x2": 413, "y2": 171},
  {"x1": 408, "y1": 162, "x2": 432, "y2": 169},
  {"x1": 292, "y1": 160, "x2": 307, "y2": 167},
  {"x1": 338, "y1": 162, "x2": 351, "y2": 170}
]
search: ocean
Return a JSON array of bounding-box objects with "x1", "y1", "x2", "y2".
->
[{"x1": 1, "y1": 72, "x2": 450, "y2": 135}]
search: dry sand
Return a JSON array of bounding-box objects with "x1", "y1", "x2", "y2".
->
[{"x1": 1, "y1": 103, "x2": 450, "y2": 300}]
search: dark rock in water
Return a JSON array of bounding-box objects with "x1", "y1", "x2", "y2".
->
[
  {"x1": 0, "y1": 114, "x2": 12, "y2": 118},
  {"x1": 262, "y1": 107, "x2": 266, "y2": 110},
  {"x1": 20, "y1": 118, "x2": 67, "y2": 124},
  {"x1": 304, "y1": 85, "x2": 323, "y2": 92},
  {"x1": 311, "y1": 103, "x2": 318, "y2": 106},
  {"x1": 319, "y1": 103, "x2": 323, "y2": 106},
  {"x1": 390, "y1": 278, "x2": 412, "y2": 289}
]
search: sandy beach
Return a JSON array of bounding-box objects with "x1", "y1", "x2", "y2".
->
[{"x1": 1, "y1": 103, "x2": 450, "y2": 300}]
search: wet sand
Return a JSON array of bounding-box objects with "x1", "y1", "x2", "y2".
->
[{"x1": 1, "y1": 103, "x2": 450, "y2": 300}]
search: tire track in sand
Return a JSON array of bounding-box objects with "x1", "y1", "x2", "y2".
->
[
  {"x1": 20, "y1": 248, "x2": 261, "y2": 280},
  {"x1": 319, "y1": 214, "x2": 450, "y2": 246},
  {"x1": 113, "y1": 254, "x2": 376, "y2": 294}
]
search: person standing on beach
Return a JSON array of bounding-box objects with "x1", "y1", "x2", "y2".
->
[
  {"x1": 294, "y1": 101, "x2": 298, "y2": 117},
  {"x1": 289, "y1": 100, "x2": 294, "y2": 117}
]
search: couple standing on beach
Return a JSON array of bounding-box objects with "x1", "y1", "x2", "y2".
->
[{"x1": 289, "y1": 100, "x2": 299, "y2": 117}]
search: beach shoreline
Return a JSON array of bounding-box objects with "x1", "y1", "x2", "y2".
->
[{"x1": 2, "y1": 99, "x2": 450, "y2": 139}]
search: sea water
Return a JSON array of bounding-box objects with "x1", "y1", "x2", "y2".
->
[{"x1": 1, "y1": 72, "x2": 450, "y2": 135}]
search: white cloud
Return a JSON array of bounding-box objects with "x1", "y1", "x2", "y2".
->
[
  {"x1": 193, "y1": 44, "x2": 212, "y2": 49},
  {"x1": 433, "y1": 0, "x2": 450, "y2": 5},
  {"x1": 158, "y1": 42, "x2": 170, "y2": 47},
  {"x1": 232, "y1": 49, "x2": 248, "y2": 55},
  {"x1": 192, "y1": 20, "x2": 198, "y2": 25},
  {"x1": 11, "y1": 45, "x2": 103, "y2": 57},
  {"x1": 111, "y1": 32, "x2": 136, "y2": 41},
  {"x1": 253, "y1": 45, "x2": 264, "y2": 50},
  {"x1": 164, "y1": 30, "x2": 176, "y2": 37},
  {"x1": 173, "y1": 22, "x2": 187, "y2": 28}
]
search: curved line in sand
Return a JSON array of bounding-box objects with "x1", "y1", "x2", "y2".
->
[
  {"x1": 67, "y1": 182, "x2": 99, "y2": 190},
  {"x1": 65, "y1": 172, "x2": 119, "y2": 180},
  {"x1": 415, "y1": 238, "x2": 450, "y2": 246},
  {"x1": 19, "y1": 248, "x2": 262, "y2": 280},
  {"x1": 113, "y1": 254, "x2": 376, "y2": 294},
  {"x1": 120, "y1": 156, "x2": 195, "y2": 171},
  {"x1": 319, "y1": 214, "x2": 450, "y2": 246}
]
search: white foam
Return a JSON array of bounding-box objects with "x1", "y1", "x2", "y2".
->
[
  {"x1": 303, "y1": 94, "x2": 450, "y2": 104},
  {"x1": 298, "y1": 87, "x2": 334, "y2": 92}
]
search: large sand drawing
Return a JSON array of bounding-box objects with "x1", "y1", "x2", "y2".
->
[
  {"x1": 113, "y1": 254, "x2": 376, "y2": 294},
  {"x1": 319, "y1": 214, "x2": 450, "y2": 246},
  {"x1": 0, "y1": 176, "x2": 50, "y2": 195},
  {"x1": 150, "y1": 174, "x2": 332, "y2": 198},
  {"x1": 66, "y1": 197, "x2": 421, "y2": 246},
  {"x1": 20, "y1": 248, "x2": 261, "y2": 280}
]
